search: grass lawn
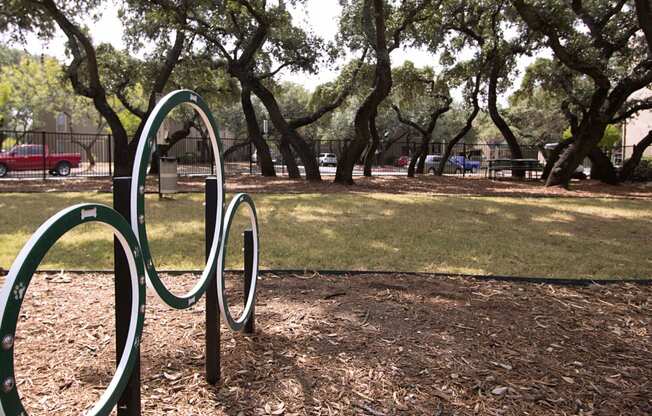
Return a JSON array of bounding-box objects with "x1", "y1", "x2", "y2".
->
[{"x1": 0, "y1": 192, "x2": 650, "y2": 279}]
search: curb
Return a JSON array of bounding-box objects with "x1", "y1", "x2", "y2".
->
[{"x1": 1, "y1": 268, "x2": 650, "y2": 286}]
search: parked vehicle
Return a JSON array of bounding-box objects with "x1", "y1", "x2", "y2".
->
[
  {"x1": 0, "y1": 144, "x2": 81, "y2": 177},
  {"x1": 424, "y1": 155, "x2": 452, "y2": 173},
  {"x1": 394, "y1": 155, "x2": 410, "y2": 167},
  {"x1": 449, "y1": 155, "x2": 481, "y2": 173},
  {"x1": 424, "y1": 154, "x2": 469, "y2": 174},
  {"x1": 318, "y1": 153, "x2": 337, "y2": 167}
]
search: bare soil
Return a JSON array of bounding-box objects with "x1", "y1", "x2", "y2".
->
[
  {"x1": 1, "y1": 175, "x2": 652, "y2": 199},
  {"x1": 4, "y1": 272, "x2": 650, "y2": 415}
]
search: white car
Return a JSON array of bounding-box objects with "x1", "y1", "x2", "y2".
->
[{"x1": 318, "y1": 153, "x2": 337, "y2": 167}]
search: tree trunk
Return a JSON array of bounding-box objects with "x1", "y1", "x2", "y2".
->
[
  {"x1": 620, "y1": 130, "x2": 652, "y2": 181},
  {"x1": 247, "y1": 77, "x2": 321, "y2": 181},
  {"x1": 546, "y1": 116, "x2": 610, "y2": 187},
  {"x1": 335, "y1": 0, "x2": 391, "y2": 185},
  {"x1": 241, "y1": 86, "x2": 276, "y2": 177},
  {"x1": 488, "y1": 58, "x2": 524, "y2": 178},
  {"x1": 588, "y1": 148, "x2": 619, "y2": 184},
  {"x1": 437, "y1": 88, "x2": 480, "y2": 176},
  {"x1": 277, "y1": 138, "x2": 300, "y2": 179},
  {"x1": 415, "y1": 133, "x2": 431, "y2": 174},
  {"x1": 71, "y1": 137, "x2": 98, "y2": 171},
  {"x1": 407, "y1": 152, "x2": 421, "y2": 178},
  {"x1": 541, "y1": 140, "x2": 573, "y2": 180},
  {"x1": 363, "y1": 110, "x2": 380, "y2": 176}
]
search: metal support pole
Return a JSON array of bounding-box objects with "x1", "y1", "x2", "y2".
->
[
  {"x1": 113, "y1": 177, "x2": 140, "y2": 416},
  {"x1": 463, "y1": 143, "x2": 466, "y2": 178},
  {"x1": 249, "y1": 141, "x2": 253, "y2": 175},
  {"x1": 108, "y1": 134, "x2": 113, "y2": 177},
  {"x1": 205, "y1": 177, "x2": 220, "y2": 384},
  {"x1": 41, "y1": 131, "x2": 46, "y2": 181},
  {"x1": 210, "y1": 144, "x2": 215, "y2": 176},
  {"x1": 243, "y1": 229, "x2": 255, "y2": 335}
]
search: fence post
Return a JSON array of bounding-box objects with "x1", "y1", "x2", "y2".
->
[
  {"x1": 210, "y1": 143, "x2": 215, "y2": 176},
  {"x1": 243, "y1": 229, "x2": 255, "y2": 335},
  {"x1": 113, "y1": 177, "x2": 141, "y2": 416},
  {"x1": 205, "y1": 177, "x2": 220, "y2": 384},
  {"x1": 41, "y1": 131, "x2": 46, "y2": 181},
  {"x1": 108, "y1": 134, "x2": 113, "y2": 177},
  {"x1": 249, "y1": 142, "x2": 253, "y2": 175},
  {"x1": 463, "y1": 143, "x2": 466, "y2": 178}
]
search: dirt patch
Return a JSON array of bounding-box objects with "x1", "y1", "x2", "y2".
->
[
  {"x1": 1, "y1": 174, "x2": 652, "y2": 199},
  {"x1": 3, "y1": 272, "x2": 650, "y2": 415}
]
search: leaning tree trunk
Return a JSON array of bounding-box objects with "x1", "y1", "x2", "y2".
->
[
  {"x1": 335, "y1": 0, "x2": 392, "y2": 185},
  {"x1": 620, "y1": 130, "x2": 652, "y2": 181},
  {"x1": 71, "y1": 137, "x2": 98, "y2": 171},
  {"x1": 277, "y1": 139, "x2": 300, "y2": 179},
  {"x1": 363, "y1": 110, "x2": 380, "y2": 177},
  {"x1": 542, "y1": 139, "x2": 573, "y2": 180},
  {"x1": 547, "y1": 119, "x2": 608, "y2": 187},
  {"x1": 488, "y1": 59, "x2": 524, "y2": 178},
  {"x1": 248, "y1": 78, "x2": 321, "y2": 181},
  {"x1": 241, "y1": 86, "x2": 276, "y2": 177},
  {"x1": 588, "y1": 148, "x2": 619, "y2": 184},
  {"x1": 407, "y1": 151, "x2": 422, "y2": 178},
  {"x1": 415, "y1": 133, "x2": 432, "y2": 174},
  {"x1": 437, "y1": 78, "x2": 480, "y2": 176}
]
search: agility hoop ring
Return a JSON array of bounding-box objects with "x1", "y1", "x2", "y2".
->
[
  {"x1": 0, "y1": 204, "x2": 146, "y2": 416},
  {"x1": 217, "y1": 193, "x2": 259, "y2": 331},
  {"x1": 130, "y1": 89, "x2": 259, "y2": 330},
  {"x1": 130, "y1": 89, "x2": 225, "y2": 309}
]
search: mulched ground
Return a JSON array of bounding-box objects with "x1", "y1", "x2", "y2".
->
[
  {"x1": 1, "y1": 175, "x2": 652, "y2": 199},
  {"x1": 3, "y1": 272, "x2": 650, "y2": 415}
]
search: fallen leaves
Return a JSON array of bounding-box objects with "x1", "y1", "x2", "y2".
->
[{"x1": 3, "y1": 272, "x2": 650, "y2": 415}]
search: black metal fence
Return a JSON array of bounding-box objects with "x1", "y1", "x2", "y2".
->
[
  {"x1": 252, "y1": 139, "x2": 632, "y2": 178},
  {"x1": 0, "y1": 130, "x2": 254, "y2": 179},
  {"x1": 0, "y1": 130, "x2": 634, "y2": 180}
]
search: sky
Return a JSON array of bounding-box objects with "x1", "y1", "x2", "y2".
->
[{"x1": 9, "y1": 0, "x2": 540, "y2": 104}]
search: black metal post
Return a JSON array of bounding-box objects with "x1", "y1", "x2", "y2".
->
[
  {"x1": 41, "y1": 131, "x2": 46, "y2": 180},
  {"x1": 249, "y1": 142, "x2": 253, "y2": 175},
  {"x1": 113, "y1": 177, "x2": 140, "y2": 416},
  {"x1": 108, "y1": 134, "x2": 113, "y2": 177},
  {"x1": 463, "y1": 143, "x2": 466, "y2": 178},
  {"x1": 210, "y1": 144, "x2": 215, "y2": 176},
  {"x1": 243, "y1": 229, "x2": 255, "y2": 335},
  {"x1": 205, "y1": 177, "x2": 220, "y2": 384}
]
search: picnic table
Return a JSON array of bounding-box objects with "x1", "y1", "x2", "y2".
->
[{"x1": 485, "y1": 158, "x2": 543, "y2": 180}]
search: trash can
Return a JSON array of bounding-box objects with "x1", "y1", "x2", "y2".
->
[{"x1": 159, "y1": 156, "x2": 178, "y2": 195}]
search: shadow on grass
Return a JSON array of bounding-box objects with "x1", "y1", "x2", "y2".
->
[{"x1": 2, "y1": 193, "x2": 651, "y2": 279}]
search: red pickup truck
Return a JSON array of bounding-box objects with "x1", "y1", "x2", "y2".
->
[{"x1": 0, "y1": 144, "x2": 81, "y2": 177}]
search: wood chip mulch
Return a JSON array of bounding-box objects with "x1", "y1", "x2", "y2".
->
[
  {"x1": 2, "y1": 272, "x2": 650, "y2": 415},
  {"x1": 2, "y1": 175, "x2": 652, "y2": 200}
]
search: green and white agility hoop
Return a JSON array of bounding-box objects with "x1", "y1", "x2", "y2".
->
[
  {"x1": 217, "y1": 193, "x2": 259, "y2": 332},
  {"x1": 130, "y1": 89, "x2": 225, "y2": 309},
  {"x1": 0, "y1": 204, "x2": 146, "y2": 416}
]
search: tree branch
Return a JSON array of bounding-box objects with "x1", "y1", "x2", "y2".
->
[
  {"x1": 389, "y1": 0, "x2": 433, "y2": 51},
  {"x1": 610, "y1": 98, "x2": 652, "y2": 124},
  {"x1": 115, "y1": 84, "x2": 146, "y2": 119},
  {"x1": 511, "y1": 0, "x2": 611, "y2": 88},
  {"x1": 289, "y1": 48, "x2": 368, "y2": 129},
  {"x1": 147, "y1": 29, "x2": 187, "y2": 111},
  {"x1": 392, "y1": 104, "x2": 427, "y2": 135},
  {"x1": 636, "y1": 0, "x2": 652, "y2": 55}
]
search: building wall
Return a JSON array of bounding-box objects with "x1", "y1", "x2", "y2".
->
[{"x1": 623, "y1": 88, "x2": 652, "y2": 159}]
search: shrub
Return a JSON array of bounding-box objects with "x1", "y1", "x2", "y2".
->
[{"x1": 630, "y1": 158, "x2": 652, "y2": 182}]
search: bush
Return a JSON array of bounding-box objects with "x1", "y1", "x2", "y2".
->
[{"x1": 630, "y1": 158, "x2": 652, "y2": 182}]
